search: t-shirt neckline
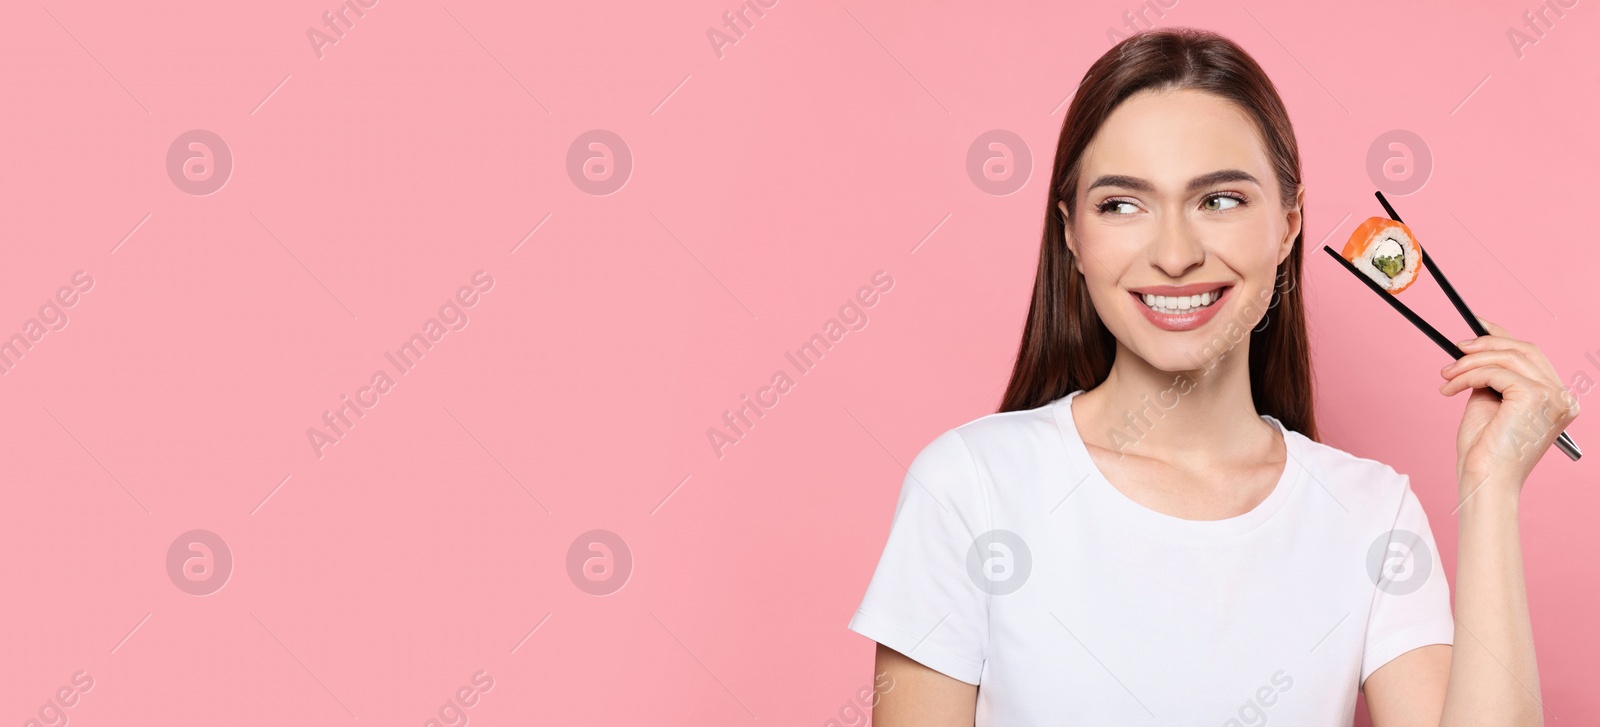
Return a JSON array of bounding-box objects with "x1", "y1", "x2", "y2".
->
[{"x1": 1052, "y1": 388, "x2": 1303, "y2": 540}]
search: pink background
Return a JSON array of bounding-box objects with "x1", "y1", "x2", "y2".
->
[{"x1": 2, "y1": 0, "x2": 1596, "y2": 724}]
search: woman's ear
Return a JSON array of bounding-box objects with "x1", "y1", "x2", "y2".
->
[
  {"x1": 1057, "y1": 199, "x2": 1085, "y2": 275},
  {"x1": 1278, "y1": 184, "x2": 1305, "y2": 264}
]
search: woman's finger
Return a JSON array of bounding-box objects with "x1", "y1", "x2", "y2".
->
[
  {"x1": 1456, "y1": 334, "x2": 1560, "y2": 383},
  {"x1": 1468, "y1": 317, "x2": 1560, "y2": 378},
  {"x1": 1441, "y1": 364, "x2": 1578, "y2": 430},
  {"x1": 1439, "y1": 362, "x2": 1535, "y2": 398},
  {"x1": 1442, "y1": 349, "x2": 1554, "y2": 388}
]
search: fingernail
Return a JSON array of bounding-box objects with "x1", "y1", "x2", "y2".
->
[{"x1": 1457, "y1": 339, "x2": 1475, "y2": 348}]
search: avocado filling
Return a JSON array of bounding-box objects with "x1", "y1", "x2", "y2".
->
[{"x1": 1369, "y1": 238, "x2": 1406, "y2": 279}]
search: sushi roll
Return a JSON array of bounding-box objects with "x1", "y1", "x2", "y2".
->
[{"x1": 1341, "y1": 217, "x2": 1423, "y2": 294}]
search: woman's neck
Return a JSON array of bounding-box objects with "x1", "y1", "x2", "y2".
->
[{"x1": 1074, "y1": 339, "x2": 1277, "y2": 464}]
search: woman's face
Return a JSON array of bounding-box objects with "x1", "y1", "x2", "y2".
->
[{"x1": 1060, "y1": 87, "x2": 1303, "y2": 374}]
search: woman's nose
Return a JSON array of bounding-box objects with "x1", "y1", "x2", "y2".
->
[{"x1": 1150, "y1": 214, "x2": 1206, "y2": 277}]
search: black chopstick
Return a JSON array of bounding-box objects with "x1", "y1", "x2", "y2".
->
[
  {"x1": 1375, "y1": 192, "x2": 1491, "y2": 339},
  {"x1": 1321, "y1": 245, "x2": 1465, "y2": 357},
  {"x1": 1324, "y1": 200, "x2": 1582, "y2": 461},
  {"x1": 1375, "y1": 193, "x2": 1579, "y2": 460}
]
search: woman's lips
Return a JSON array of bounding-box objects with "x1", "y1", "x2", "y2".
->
[{"x1": 1130, "y1": 285, "x2": 1230, "y2": 332}]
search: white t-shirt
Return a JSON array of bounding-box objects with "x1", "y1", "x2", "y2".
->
[{"x1": 849, "y1": 389, "x2": 1454, "y2": 725}]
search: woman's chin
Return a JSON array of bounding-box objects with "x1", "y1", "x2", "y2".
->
[{"x1": 1126, "y1": 336, "x2": 1241, "y2": 376}]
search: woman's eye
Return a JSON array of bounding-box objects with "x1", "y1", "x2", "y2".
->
[
  {"x1": 1203, "y1": 193, "x2": 1244, "y2": 211},
  {"x1": 1097, "y1": 200, "x2": 1138, "y2": 215}
]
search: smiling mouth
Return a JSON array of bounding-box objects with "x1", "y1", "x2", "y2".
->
[{"x1": 1135, "y1": 286, "x2": 1230, "y2": 316}]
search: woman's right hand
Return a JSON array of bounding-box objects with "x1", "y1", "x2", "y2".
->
[{"x1": 1439, "y1": 317, "x2": 1580, "y2": 490}]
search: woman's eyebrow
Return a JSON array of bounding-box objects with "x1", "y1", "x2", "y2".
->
[{"x1": 1086, "y1": 169, "x2": 1260, "y2": 194}]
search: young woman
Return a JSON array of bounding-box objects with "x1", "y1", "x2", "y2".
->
[{"x1": 848, "y1": 27, "x2": 1576, "y2": 726}]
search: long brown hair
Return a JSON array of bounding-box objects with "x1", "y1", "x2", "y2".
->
[{"x1": 998, "y1": 26, "x2": 1317, "y2": 441}]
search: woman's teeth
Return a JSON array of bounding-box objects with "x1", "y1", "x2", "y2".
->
[{"x1": 1141, "y1": 289, "x2": 1222, "y2": 315}]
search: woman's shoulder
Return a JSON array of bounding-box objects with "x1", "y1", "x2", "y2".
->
[
  {"x1": 893, "y1": 400, "x2": 1065, "y2": 513},
  {"x1": 1284, "y1": 428, "x2": 1414, "y2": 499},
  {"x1": 900, "y1": 398, "x2": 1065, "y2": 480},
  {"x1": 944, "y1": 397, "x2": 1064, "y2": 453}
]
